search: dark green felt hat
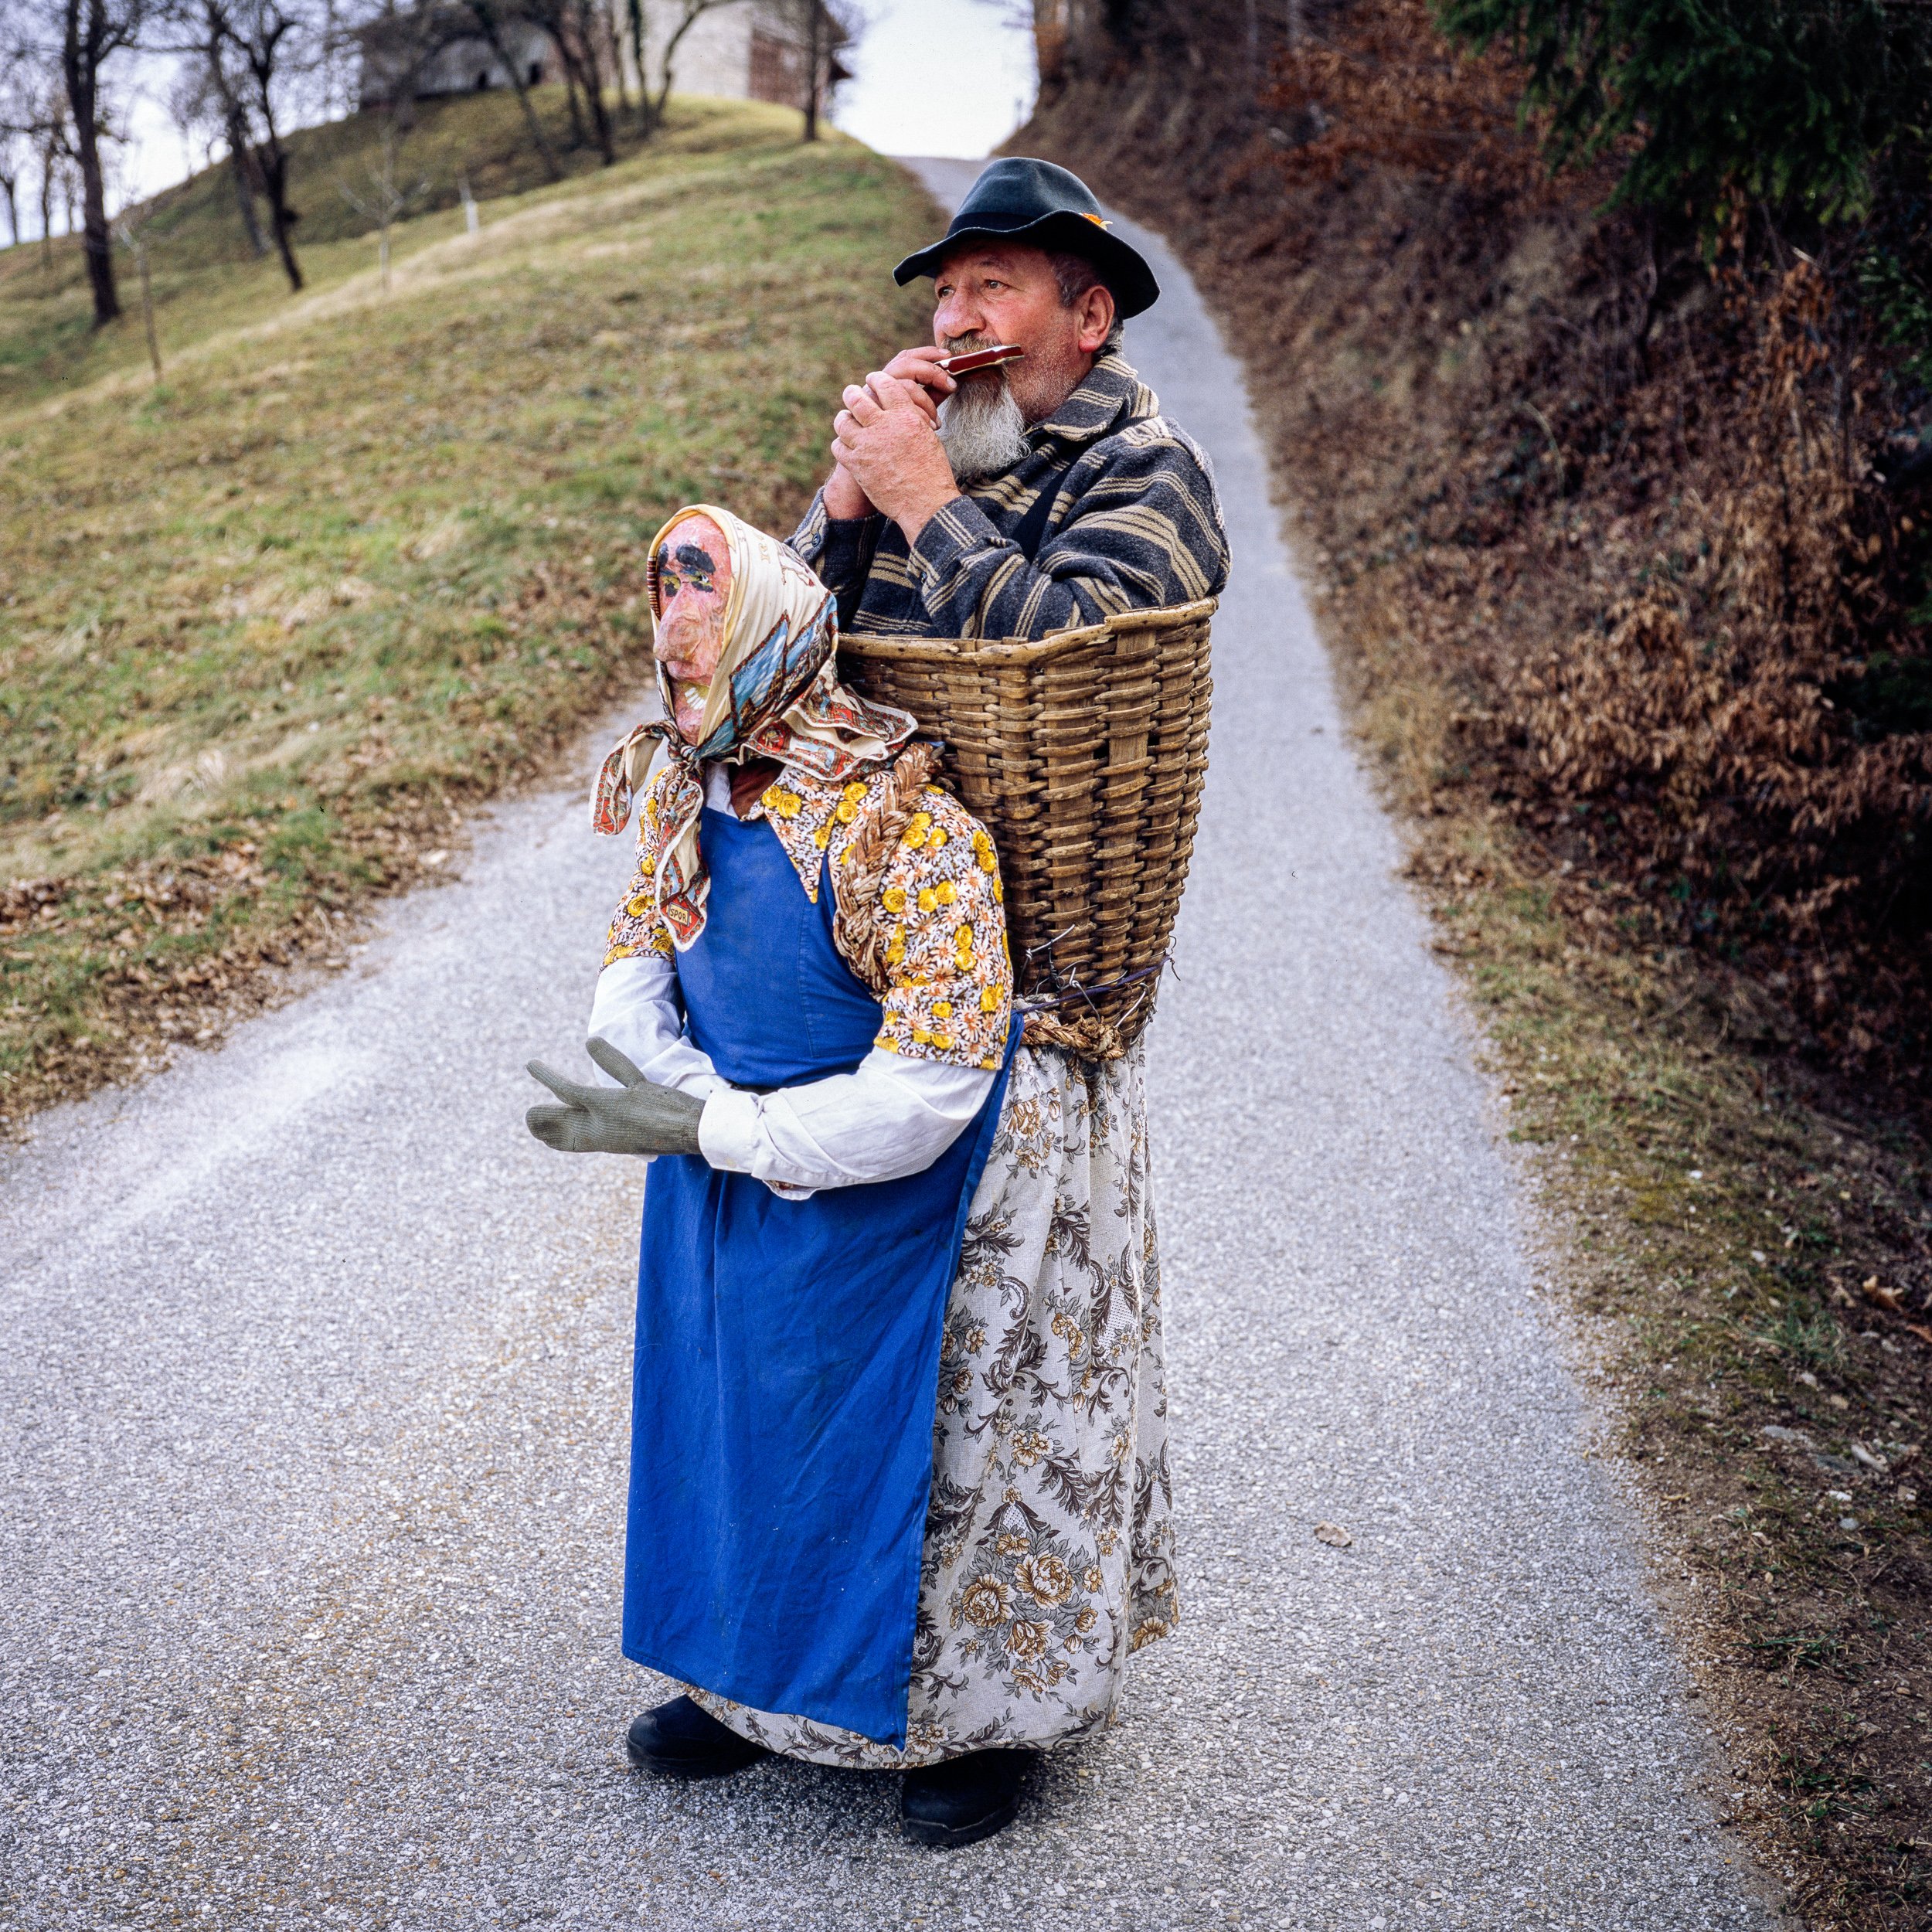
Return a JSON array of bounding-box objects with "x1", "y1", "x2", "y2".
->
[{"x1": 893, "y1": 157, "x2": 1160, "y2": 320}]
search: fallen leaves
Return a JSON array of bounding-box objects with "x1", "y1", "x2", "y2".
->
[{"x1": 1862, "y1": 1275, "x2": 1904, "y2": 1315}]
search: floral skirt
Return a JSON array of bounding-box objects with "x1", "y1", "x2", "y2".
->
[{"x1": 684, "y1": 1041, "x2": 1177, "y2": 1767}]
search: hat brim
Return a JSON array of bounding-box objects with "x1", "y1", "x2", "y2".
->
[{"x1": 893, "y1": 210, "x2": 1159, "y2": 321}]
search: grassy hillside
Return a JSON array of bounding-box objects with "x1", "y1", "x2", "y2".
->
[
  {"x1": 0, "y1": 94, "x2": 935, "y2": 1123},
  {"x1": 0, "y1": 87, "x2": 733, "y2": 403}
]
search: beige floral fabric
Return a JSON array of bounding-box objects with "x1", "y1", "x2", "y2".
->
[{"x1": 683, "y1": 1040, "x2": 1175, "y2": 1766}]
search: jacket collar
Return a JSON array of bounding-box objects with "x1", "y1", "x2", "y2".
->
[{"x1": 1029, "y1": 349, "x2": 1158, "y2": 447}]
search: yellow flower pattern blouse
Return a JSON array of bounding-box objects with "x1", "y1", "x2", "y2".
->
[{"x1": 602, "y1": 759, "x2": 1013, "y2": 1070}]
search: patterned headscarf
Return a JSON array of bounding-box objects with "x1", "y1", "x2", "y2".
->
[{"x1": 590, "y1": 503, "x2": 917, "y2": 949}]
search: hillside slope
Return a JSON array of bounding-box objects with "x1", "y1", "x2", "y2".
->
[
  {"x1": 0, "y1": 83, "x2": 736, "y2": 403},
  {"x1": 0, "y1": 97, "x2": 933, "y2": 1123}
]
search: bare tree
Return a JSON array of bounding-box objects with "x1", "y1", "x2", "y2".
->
[
  {"x1": 776, "y1": 0, "x2": 851, "y2": 144},
  {"x1": 37, "y1": 123, "x2": 66, "y2": 270},
  {"x1": 519, "y1": 0, "x2": 614, "y2": 162},
  {"x1": 458, "y1": 0, "x2": 561, "y2": 179},
  {"x1": 0, "y1": 131, "x2": 20, "y2": 244},
  {"x1": 167, "y1": 48, "x2": 267, "y2": 254},
  {"x1": 113, "y1": 197, "x2": 163, "y2": 377},
  {"x1": 0, "y1": 55, "x2": 32, "y2": 246},
  {"x1": 335, "y1": 98, "x2": 426, "y2": 292},
  {"x1": 648, "y1": 0, "x2": 728, "y2": 131},
  {"x1": 3, "y1": 56, "x2": 78, "y2": 275},
  {"x1": 622, "y1": 0, "x2": 644, "y2": 130},
  {"x1": 16, "y1": 0, "x2": 148, "y2": 325},
  {"x1": 605, "y1": 0, "x2": 628, "y2": 120},
  {"x1": 164, "y1": 0, "x2": 316, "y2": 291}
]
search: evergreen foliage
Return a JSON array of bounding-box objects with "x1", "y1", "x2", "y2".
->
[{"x1": 1432, "y1": 0, "x2": 1932, "y2": 225}]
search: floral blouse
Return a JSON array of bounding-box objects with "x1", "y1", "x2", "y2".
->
[{"x1": 603, "y1": 760, "x2": 1014, "y2": 1072}]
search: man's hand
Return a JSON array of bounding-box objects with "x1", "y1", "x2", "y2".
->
[
  {"x1": 875, "y1": 345, "x2": 957, "y2": 416},
  {"x1": 832, "y1": 369, "x2": 961, "y2": 545},
  {"x1": 821, "y1": 460, "x2": 873, "y2": 522},
  {"x1": 820, "y1": 349, "x2": 957, "y2": 522},
  {"x1": 525, "y1": 1038, "x2": 705, "y2": 1158}
]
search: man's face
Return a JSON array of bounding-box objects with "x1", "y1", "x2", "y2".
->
[
  {"x1": 653, "y1": 512, "x2": 732, "y2": 745},
  {"x1": 931, "y1": 243, "x2": 1113, "y2": 426}
]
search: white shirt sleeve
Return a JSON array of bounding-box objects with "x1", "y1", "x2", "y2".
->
[
  {"x1": 587, "y1": 952, "x2": 726, "y2": 1100},
  {"x1": 587, "y1": 952, "x2": 999, "y2": 1198},
  {"x1": 698, "y1": 1051, "x2": 997, "y2": 1196}
]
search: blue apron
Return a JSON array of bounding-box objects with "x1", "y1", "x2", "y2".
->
[{"x1": 621, "y1": 805, "x2": 1015, "y2": 1746}]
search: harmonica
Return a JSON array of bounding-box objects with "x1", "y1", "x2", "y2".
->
[{"x1": 936, "y1": 344, "x2": 1026, "y2": 376}]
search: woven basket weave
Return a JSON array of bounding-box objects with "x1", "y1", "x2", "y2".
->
[{"x1": 839, "y1": 597, "x2": 1216, "y2": 1059}]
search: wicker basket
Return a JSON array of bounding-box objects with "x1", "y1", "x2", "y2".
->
[{"x1": 839, "y1": 597, "x2": 1216, "y2": 1059}]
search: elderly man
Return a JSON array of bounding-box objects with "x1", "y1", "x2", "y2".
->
[
  {"x1": 532, "y1": 157, "x2": 1230, "y2": 1852},
  {"x1": 794, "y1": 155, "x2": 1227, "y2": 640}
]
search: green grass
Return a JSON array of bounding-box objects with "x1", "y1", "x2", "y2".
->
[{"x1": 0, "y1": 93, "x2": 936, "y2": 1120}]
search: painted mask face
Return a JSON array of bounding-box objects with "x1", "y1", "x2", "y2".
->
[{"x1": 653, "y1": 513, "x2": 733, "y2": 745}]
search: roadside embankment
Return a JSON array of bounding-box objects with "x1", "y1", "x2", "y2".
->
[{"x1": 1019, "y1": 3, "x2": 1932, "y2": 1924}]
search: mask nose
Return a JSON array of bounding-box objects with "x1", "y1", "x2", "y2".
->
[{"x1": 655, "y1": 603, "x2": 699, "y2": 659}]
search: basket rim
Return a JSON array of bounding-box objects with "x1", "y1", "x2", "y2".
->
[{"x1": 838, "y1": 595, "x2": 1218, "y2": 668}]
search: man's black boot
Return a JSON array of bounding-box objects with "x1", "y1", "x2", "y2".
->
[
  {"x1": 900, "y1": 1749, "x2": 1032, "y2": 1847},
  {"x1": 624, "y1": 1696, "x2": 769, "y2": 1777}
]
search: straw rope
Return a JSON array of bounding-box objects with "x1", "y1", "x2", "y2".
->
[{"x1": 828, "y1": 740, "x2": 946, "y2": 998}]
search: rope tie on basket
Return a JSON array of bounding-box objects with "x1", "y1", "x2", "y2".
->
[
  {"x1": 1018, "y1": 955, "x2": 1172, "y2": 1063},
  {"x1": 828, "y1": 740, "x2": 947, "y2": 997}
]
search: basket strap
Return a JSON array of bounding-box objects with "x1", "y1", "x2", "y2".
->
[{"x1": 828, "y1": 741, "x2": 947, "y2": 998}]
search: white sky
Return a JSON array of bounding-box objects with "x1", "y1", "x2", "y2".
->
[
  {"x1": 12, "y1": 0, "x2": 1034, "y2": 237},
  {"x1": 833, "y1": 0, "x2": 1036, "y2": 159}
]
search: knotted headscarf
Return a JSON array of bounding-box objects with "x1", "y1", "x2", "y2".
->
[{"x1": 591, "y1": 503, "x2": 917, "y2": 949}]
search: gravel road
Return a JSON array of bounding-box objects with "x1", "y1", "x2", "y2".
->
[{"x1": 0, "y1": 160, "x2": 1791, "y2": 1931}]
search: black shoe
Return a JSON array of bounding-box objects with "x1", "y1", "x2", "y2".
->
[
  {"x1": 624, "y1": 1696, "x2": 769, "y2": 1778},
  {"x1": 900, "y1": 1749, "x2": 1031, "y2": 1847}
]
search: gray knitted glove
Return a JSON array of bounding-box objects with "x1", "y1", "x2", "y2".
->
[{"x1": 525, "y1": 1037, "x2": 706, "y2": 1157}]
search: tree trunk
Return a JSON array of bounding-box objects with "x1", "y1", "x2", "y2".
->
[
  {"x1": 581, "y1": 49, "x2": 614, "y2": 162},
  {"x1": 801, "y1": 1, "x2": 820, "y2": 141},
  {"x1": 608, "y1": 0, "x2": 631, "y2": 121},
  {"x1": 260, "y1": 160, "x2": 301, "y2": 286},
  {"x1": 628, "y1": 0, "x2": 650, "y2": 132},
  {"x1": 61, "y1": 6, "x2": 120, "y2": 328},
  {"x1": 258, "y1": 144, "x2": 303, "y2": 290},
  {"x1": 655, "y1": 11, "x2": 692, "y2": 124},
  {"x1": 225, "y1": 106, "x2": 270, "y2": 257},
  {"x1": 471, "y1": 5, "x2": 562, "y2": 180},
  {"x1": 135, "y1": 240, "x2": 162, "y2": 379},
  {"x1": 560, "y1": 0, "x2": 614, "y2": 165},
  {"x1": 560, "y1": 51, "x2": 586, "y2": 147},
  {"x1": 0, "y1": 176, "x2": 18, "y2": 247}
]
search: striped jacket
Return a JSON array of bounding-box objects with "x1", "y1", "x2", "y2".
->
[{"x1": 788, "y1": 349, "x2": 1230, "y2": 641}]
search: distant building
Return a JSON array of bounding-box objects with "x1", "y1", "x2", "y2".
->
[
  {"x1": 357, "y1": 8, "x2": 558, "y2": 107},
  {"x1": 356, "y1": 2, "x2": 847, "y2": 114},
  {"x1": 630, "y1": 2, "x2": 849, "y2": 113}
]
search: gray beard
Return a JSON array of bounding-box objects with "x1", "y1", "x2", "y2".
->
[{"x1": 937, "y1": 376, "x2": 1029, "y2": 485}]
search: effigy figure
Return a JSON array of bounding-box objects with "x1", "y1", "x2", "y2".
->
[{"x1": 526, "y1": 151, "x2": 1228, "y2": 1850}]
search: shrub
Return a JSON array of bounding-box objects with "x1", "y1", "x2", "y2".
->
[{"x1": 1433, "y1": 0, "x2": 1932, "y2": 227}]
